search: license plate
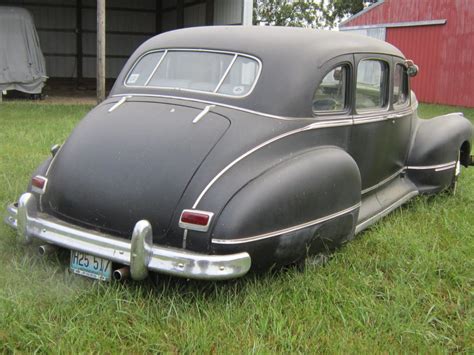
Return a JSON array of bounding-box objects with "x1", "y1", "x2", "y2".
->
[{"x1": 70, "y1": 250, "x2": 112, "y2": 281}]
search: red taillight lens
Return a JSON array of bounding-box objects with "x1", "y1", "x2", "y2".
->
[
  {"x1": 32, "y1": 176, "x2": 47, "y2": 189},
  {"x1": 179, "y1": 209, "x2": 214, "y2": 232},
  {"x1": 181, "y1": 211, "x2": 210, "y2": 226}
]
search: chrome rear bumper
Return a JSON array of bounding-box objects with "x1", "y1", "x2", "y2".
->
[{"x1": 4, "y1": 193, "x2": 251, "y2": 280}]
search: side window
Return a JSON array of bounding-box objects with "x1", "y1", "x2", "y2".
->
[
  {"x1": 356, "y1": 59, "x2": 389, "y2": 111},
  {"x1": 312, "y1": 65, "x2": 348, "y2": 113},
  {"x1": 393, "y1": 63, "x2": 409, "y2": 107}
]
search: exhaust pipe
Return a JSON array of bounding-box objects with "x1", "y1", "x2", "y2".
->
[
  {"x1": 38, "y1": 244, "x2": 57, "y2": 256},
  {"x1": 113, "y1": 267, "x2": 130, "y2": 281}
]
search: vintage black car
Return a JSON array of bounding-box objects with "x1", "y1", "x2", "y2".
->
[{"x1": 4, "y1": 26, "x2": 473, "y2": 281}]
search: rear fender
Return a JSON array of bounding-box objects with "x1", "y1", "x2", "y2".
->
[{"x1": 210, "y1": 147, "x2": 361, "y2": 269}]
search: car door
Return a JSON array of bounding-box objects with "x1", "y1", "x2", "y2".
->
[{"x1": 349, "y1": 54, "x2": 394, "y2": 192}]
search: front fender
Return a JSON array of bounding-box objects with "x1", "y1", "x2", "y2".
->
[
  {"x1": 408, "y1": 113, "x2": 473, "y2": 167},
  {"x1": 210, "y1": 147, "x2": 361, "y2": 268},
  {"x1": 407, "y1": 113, "x2": 472, "y2": 192}
]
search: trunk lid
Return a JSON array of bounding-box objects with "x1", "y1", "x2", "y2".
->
[{"x1": 43, "y1": 100, "x2": 230, "y2": 241}]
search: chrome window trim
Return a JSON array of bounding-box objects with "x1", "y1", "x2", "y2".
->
[
  {"x1": 355, "y1": 57, "x2": 391, "y2": 115},
  {"x1": 123, "y1": 48, "x2": 263, "y2": 99},
  {"x1": 213, "y1": 54, "x2": 238, "y2": 93},
  {"x1": 312, "y1": 63, "x2": 351, "y2": 116},
  {"x1": 392, "y1": 63, "x2": 410, "y2": 109},
  {"x1": 143, "y1": 49, "x2": 168, "y2": 86},
  {"x1": 212, "y1": 203, "x2": 361, "y2": 245}
]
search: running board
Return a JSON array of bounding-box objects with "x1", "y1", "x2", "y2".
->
[
  {"x1": 355, "y1": 191, "x2": 418, "y2": 234},
  {"x1": 355, "y1": 175, "x2": 418, "y2": 235}
]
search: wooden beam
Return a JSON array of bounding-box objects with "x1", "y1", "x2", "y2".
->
[
  {"x1": 205, "y1": 0, "x2": 214, "y2": 25},
  {"x1": 156, "y1": 0, "x2": 162, "y2": 34},
  {"x1": 177, "y1": 0, "x2": 184, "y2": 28},
  {"x1": 96, "y1": 0, "x2": 106, "y2": 103},
  {"x1": 76, "y1": 0, "x2": 83, "y2": 83}
]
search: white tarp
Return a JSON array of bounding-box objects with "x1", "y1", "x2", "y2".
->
[{"x1": 0, "y1": 7, "x2": 47, "y2": 94}]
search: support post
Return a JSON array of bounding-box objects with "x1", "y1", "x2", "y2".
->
[
  {"x1": 205, "y1": 0, "x2": 214, "y2": 25},
  {"x1": 177, "y1": 0, "x2": 184, "y2": 28},
  {"x1": 76, "y1": 0, "x2": 83, "y2": 84},
  {"x1": 96, "y1": 0, "x2": 106, "y2": 103},
  {"x1": 155, "y1": 0, "x2": 162, "y2": 34}
]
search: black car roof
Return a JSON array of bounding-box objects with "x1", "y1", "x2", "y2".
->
[
  {"x1": 138, "y1": 26, "x2": 403, "y2": 63},
  {"x1": 112, "y1": 26, "x2": 405, "y2": 118}
]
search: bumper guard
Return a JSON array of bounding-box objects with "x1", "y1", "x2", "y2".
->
[{"x1": 4, "y1": 193, "x2": 251, "y2": 280}]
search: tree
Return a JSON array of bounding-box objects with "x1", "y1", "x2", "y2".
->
[{"x1": 253, "y1": 0, "x2": 379, "y2": 29}]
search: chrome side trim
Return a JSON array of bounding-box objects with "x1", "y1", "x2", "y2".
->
[
  {"x1": 406, "y1": 161, "x2": 456, "y2": 171},
  {"x1": 192, "y1": 105, "x2": 215, "y2": 124},
  {"x1": 112, "y1": 93, "x2": 303, "y2": 120},
  {"x1": 435, "y1": 164, "x2": 457, "y2": 172},
  {"x1": 353, "y1": 115, "x2": 387, "y2": 125},
  {"x1": 192, "y1": 118, "x2": 353, "y2": 208},
  {"x1": 361, "y1": 168, "x2": 405, "y2": 195},
  {"x1": 113, "y1": 93, "x2": 414, "y2": 123},
  {"x1": 212, "y1": 203, "x2": 360, "y2": 245},
  {"x1": 5, "y1": 194, "x2": 251, "y2": 281},
  {"x1": 355, "y1": 190, "x2": 418, "y2": 234}
]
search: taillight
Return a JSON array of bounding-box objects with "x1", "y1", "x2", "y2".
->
[
  {"x1": 31, "y1": 175, "x2": 48, "y2": 194},
  {"x1": 179, "y1": 209, "x2": 214, "y2": 232}
]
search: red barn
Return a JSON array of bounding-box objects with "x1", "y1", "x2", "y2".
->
[{"x1": 339, "y1": 0, "x2": 474, "y2": 108}]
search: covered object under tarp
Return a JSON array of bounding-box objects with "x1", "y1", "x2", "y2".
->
[{"x1": 0, "y1": 6, "x2": 47, "y2": 94}]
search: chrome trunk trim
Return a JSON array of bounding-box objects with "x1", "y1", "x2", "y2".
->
[
  {"x1": 4, "y1": 193, "x2": 251, "y2": 281},
  {"x1": 192, "y1": 105, "x2": 215, "y2": 124}
]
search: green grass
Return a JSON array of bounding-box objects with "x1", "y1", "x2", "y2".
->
[{"x1": 0, "y1": 102, "x2": 473, "y2": 352}]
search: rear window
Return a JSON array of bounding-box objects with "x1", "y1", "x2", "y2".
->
[{"x1": 125, "y1": 50, "x2": 261, "y2": 98}]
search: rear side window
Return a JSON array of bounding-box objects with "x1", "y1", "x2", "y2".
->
[
  {"x1": 356, "y1": 59, "x2": 389, "y2": 111},
  {"x1": 312, "y1": 65, "x2": 348, "y2": 113},
  {"x1": 393, "y1": 64, "x2": 409, "y2": 107}
]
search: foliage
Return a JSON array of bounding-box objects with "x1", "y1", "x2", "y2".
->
[
  {"x1": 0, "y1": 102, "x2": 473, "y2": 352},
  {"x1": 253, "y1": 0, "x2": 378, "y2": 28}
]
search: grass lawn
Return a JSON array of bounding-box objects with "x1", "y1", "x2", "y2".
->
[{"x1": 0, "y1": 102, "x2": 473, "y2": 352}]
